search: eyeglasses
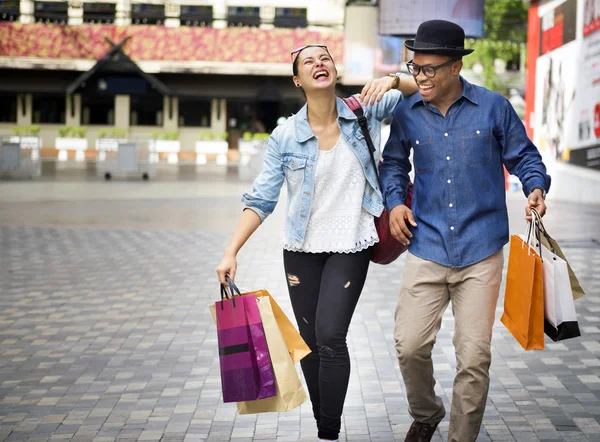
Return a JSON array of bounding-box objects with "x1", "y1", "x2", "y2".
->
[
  {"x1": 291, "y1": 44, "x2": 329, "y2": 63},
  {"x1": 406, "y1": 59, "x2": 459, "y2": 78}
]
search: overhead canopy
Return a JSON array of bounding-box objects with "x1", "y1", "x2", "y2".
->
[{"x1": 66, "y1": 37, "x2": 172, "y2": 96}]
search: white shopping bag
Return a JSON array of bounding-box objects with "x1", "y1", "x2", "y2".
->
[{"x1": 531, "y1": 210, "x2": 581, "y2": 342}]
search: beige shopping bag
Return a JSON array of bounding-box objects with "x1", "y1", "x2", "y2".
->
[{"x1": 236, "y1": 296, "x2": 307, "y2": 413}]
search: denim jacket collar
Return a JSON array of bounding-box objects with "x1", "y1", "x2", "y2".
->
[
  {"x1": 294, "y1": 96, "x2": 359, "y2": 143},
  {"x1": 408, "y1": 76, "x2": 479, "y2": 109}
]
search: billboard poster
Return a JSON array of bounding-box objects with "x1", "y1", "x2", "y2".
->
[
  {"x1": 569, "y1": 10, "x2": 600, "y2": 168},
  {"x1": 539, "y1": 0, "x2": 577, "y2": 55},
  {"x1": 379, "y1": 0, "x2": 484, "y2": 38},
  {"x1": 534, "y1": 41, "x2": 579, "y2": 166},
  {"x1": 584, "y1": 0, "x2": 600, "y2": 36}
]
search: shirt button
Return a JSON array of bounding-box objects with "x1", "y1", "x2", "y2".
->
[
  {"x1": 447, "y1": 179, "x2": 451, "y2": 184},
  {"x1": 446, "y1": 156, "x2": 450, "y2": 161},
  {"x1": 450, "y1": 226, "x2": 455, "y2": 231},
  {"x1": 444, "y1": 133, "x2": 448, "y2": 137},
  {"x1": 449, "y1": 203, "x2": 453, "y2": 207},
  {"x1": 416, "y1": 140, "x2": 420, "y2": 145},
  {"x1": 476, "y1": 130, "x2": 480, "y2": 134},
  {"x1": 352, "y1": 142, "x2": 357, "y2": 146}
]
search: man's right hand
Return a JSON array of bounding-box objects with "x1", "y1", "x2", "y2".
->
[{"x1": 389, "y1": 205, "x2": 417, "y2": 246}]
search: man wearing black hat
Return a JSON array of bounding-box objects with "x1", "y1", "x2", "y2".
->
[{"x1": 380, "y1": 20, "x2": 551, "y2": 442}]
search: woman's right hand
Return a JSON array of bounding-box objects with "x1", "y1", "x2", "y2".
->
[{"x1": 216, "y1": 252, "x2": 237, "y2": 285}]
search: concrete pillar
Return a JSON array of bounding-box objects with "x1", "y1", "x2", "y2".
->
[
  {"x1": 115, "y1": 0, "x2": 130, "y2": 26},
  {"x1": 17, "y1": 94, "x2": 32, "y2": 126},
  {"x1": 65, "y1": 94, "x2": 81, "y2": 127},
  {"x1": 114, "y1": 95, "x2": 130, "y2": 129},
  {"x1": 212, "y1": 0, "x2": 226, "y2": 29},
  {"x1": 19, "y1": 0, "x2": 34, "y2": 24},
  {"x1": 165, "y1": 1, "x2": 180, "y2": 28},
  {"x1": 260, "y1": 5, "x2": 275, "y2": 30},
  {"x1": 211, "y1": 98, "x2": 227, "y2": 133},
  {"x1": 163, "y1": 96, "x2": 178, "y2": 131},
  {"x1": 68, "y1": 3, "x2": 83, "y2": 25}
]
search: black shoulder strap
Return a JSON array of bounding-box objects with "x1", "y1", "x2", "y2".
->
[{"x1": 343, "y1": 96, "x2": 380, "y2": 183}]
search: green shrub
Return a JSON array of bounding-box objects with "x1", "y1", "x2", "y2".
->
[
  {"x1": 163, "y1": 131, "x2": 179, "y2": 141},
  {"x1": 13, "y1": 125, "x2": 41, "y2": 136},
  {"x1": 58, "y1": 126, "x2": 71, "y2": 137},
  {"x1": 71, "y1": 127, "x2": 87, "y2": 138},
  {"x1": 252, "y1": 132, "x2": 269, "y2": 141},
  {"x1": 28, "y1": 125, "x2": 40, "y2": 136}
]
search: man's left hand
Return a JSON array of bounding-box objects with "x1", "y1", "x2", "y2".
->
[{"x1": 525, "y1": 188, "x2": 547, "y2": 221}]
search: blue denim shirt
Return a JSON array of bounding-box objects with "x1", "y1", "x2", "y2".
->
[
  {"x1": 380, "y1": 78, "x2": 551, "y2": 268},
  {"x1": 242, "y1": 90, "x2": 402, "y2": 248}
]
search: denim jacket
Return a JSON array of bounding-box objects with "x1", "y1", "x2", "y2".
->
[{"x1": 242, "y1": 90, "x2": 403, "y2": 248}]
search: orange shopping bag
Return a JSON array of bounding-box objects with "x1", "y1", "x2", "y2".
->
[{"x1": 500, "y1": 222, "x2": 545, "y2": 351}]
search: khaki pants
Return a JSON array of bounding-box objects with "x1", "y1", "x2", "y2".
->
[{"x1": 394, "y1": 251, "x2": 504, "y2": 442}]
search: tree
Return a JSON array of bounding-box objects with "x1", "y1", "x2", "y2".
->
[{"x1": 462, "y1": 0, "x2": 528, "y2": 91}]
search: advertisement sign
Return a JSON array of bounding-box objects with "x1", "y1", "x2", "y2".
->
[
  {"x1": 379, "y1": 0, "x2": 484, "y2": 38},
  {"x1": 534, "y1": 41, "x2": 579, "y2": 166},
  {"x1": 539, "y1": 0, "x2": 577, "y2": 55},
  {"x1": 584, "y1": 0, "x2": 600, "y2": 36},
  {"x1": 569, "y1": 14, "x2": 600, "y2": 168}
]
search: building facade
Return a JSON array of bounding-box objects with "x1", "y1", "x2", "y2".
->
[{"x1": 0, "y1": 0, "x2": 352, "y2": 152}]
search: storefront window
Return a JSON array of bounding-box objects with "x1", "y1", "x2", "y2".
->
[
  {"x1": 130, "y1": 95, "x2": 163, "y2": 126},
  {"x1": 178, "y1": 98, "x2": 211, "y2": 127},
  {"x1": 32, "y1": 93, "x2": 66, "y2": 124},
  {"x1": 81, "y1": 95, "x2": 114, "y2": 125},
  {"x1": 0, "y1": 92, "x2": 17, "y2": 122}
]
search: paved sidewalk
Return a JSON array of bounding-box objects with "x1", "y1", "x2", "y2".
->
[{"x1": 0, "y1": 180, "x2": 599, "y2": 442}]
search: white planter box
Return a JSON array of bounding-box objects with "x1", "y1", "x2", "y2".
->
[
  {"x1": 9, "y1": 136, "x2": 42, "y2": 150},
  {"x1": 238, "y1": 140, "x2": 266, "y2": 166},
  {"x1": 148, "y1": 140, "x2": 180, "y2": 164},
  {"x1": 149, "y1": 140, "x2": 180, "y2": 153},
  {"x1": 195, "y1": 141, "x2": 228, "y2": 165},
  {"x1": 95, "y1": 138, "x2": 128, "y2": 152},
  {"x1": 55, "y1": 137, "x2": 88, "y2": 162}
]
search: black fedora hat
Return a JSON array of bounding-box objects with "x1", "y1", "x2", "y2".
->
[{"x1": 405, "y1": 20, "x2": 474, "y2": 56}]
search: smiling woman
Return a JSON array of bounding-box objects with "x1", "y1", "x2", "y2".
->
[{"x1": 216, "y1": 43, "x2": 418, "y2": 442}]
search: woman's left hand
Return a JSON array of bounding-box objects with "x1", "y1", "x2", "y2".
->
[{"x1": 359, "y1": 76, "x2": 396, "y2": 106}]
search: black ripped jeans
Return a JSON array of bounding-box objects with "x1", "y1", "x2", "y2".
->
[{"x1": 283, "y1": 248, "x2": 370, "y2": 441}]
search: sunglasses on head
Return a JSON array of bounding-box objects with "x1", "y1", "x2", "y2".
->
[{"x1": 291, "y1": 44, "x2": 330, "y2": 63}]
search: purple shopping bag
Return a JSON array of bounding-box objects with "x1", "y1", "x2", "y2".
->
[{"x1": 216, "y1": 281, "x2": 276, "y2": 403}]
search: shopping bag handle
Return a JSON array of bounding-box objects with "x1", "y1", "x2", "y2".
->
[
  {"x1": 531, "y1": 208, "x2": 557, "y2": 254},
  {"x1": 525, "y1": 208, "x2": 543, "y2": 259},
  {"x1": 225, "y1": 275, "x2": 243, "y2": 296},
  {"x1": 220, "y1": 280, "x2": 237, "y2": 310}
]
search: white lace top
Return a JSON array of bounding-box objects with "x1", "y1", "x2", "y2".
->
[{"x1": 284, "y1": 135, "x2": 378, "y2": 254}]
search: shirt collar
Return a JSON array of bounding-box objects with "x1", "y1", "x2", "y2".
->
[
  {"x1": 295, "y1": 96, "x2": 357, "y2": 142},
  {"x1": 409, "y1": 76, "x2": 479, "y2": 109}
]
